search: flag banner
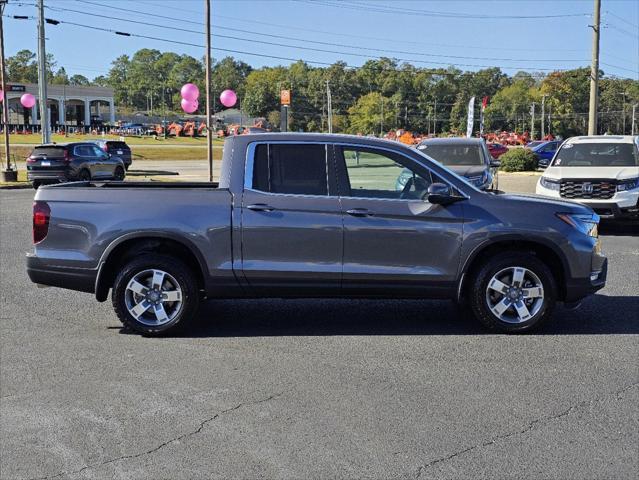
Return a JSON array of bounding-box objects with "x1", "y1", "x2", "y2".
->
[{"x1": 466, "y1": 96, "x2": 475, "y2": 138}]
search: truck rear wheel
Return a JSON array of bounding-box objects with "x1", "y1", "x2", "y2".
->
[
  {"x1": 468, "y1": 252, "x2": 556, "y2": 333},
  {"x1": 112, "y1": 254, "x2": 199, "y2": 336}
]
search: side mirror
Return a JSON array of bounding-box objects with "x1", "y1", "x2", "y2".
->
[
  {"x1": 490, "y1": 160, "x2": 501, "y2": 168},
  {"x1": 427, "y1": 183, "x2": 458, "y2": 205}
]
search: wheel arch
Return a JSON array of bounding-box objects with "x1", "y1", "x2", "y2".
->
[
  {"x1": 95, "y1": 233, "x2": 208, "y2": 302},
  {"x1": 458, "y1": 235, "x2": 570, "y2": 302}
]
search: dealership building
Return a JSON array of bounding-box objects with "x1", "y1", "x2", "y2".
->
[{"x1": 4, "y1": 82, "x2": 115, "y2": 129}]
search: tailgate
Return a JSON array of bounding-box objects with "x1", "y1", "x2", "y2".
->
[{"x1": 28, "y1": 147, "x2": 67, "y2": 168}]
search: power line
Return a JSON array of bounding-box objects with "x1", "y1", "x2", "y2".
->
[
  {"x1": 66, "y1": 0, "x2": 587, "y2": 54},
  {"x1": 299, "y1": 0, "x2": 590, "y2": 20},
  {"x1": 28, "y1": 2, "x2": 592, "y2": 65},
  {"x1": 5, "y1": 13, "x2": 593, "y2": 73}
]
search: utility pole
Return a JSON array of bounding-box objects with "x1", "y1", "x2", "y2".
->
[
  {"x1": 0, "y1": 0, "x2": 16, "y2": 181},
  {"x1": 204, "y1": 0, "x2": 213, "y2": 182},
  {"x1": 326, "y1": 81, "x2": 333, "y2": 133},
  {"x1": 37, "y1": 0, "x2": 50, "y2": 143},
  {"x1": 530, "y1": 102, "x2": 536, "y2": 140},
  {"x1": 632, "y1": 104, "x2": 637, "y2": 135},
  {"x1": 541, "y1": 95, "x2": 547, "y2": 139},
  {"x1": 380, "y1": 96, "x2": 384, "y2": 137},
  {"x1": 433, "y1": 99, "x2": 437, "y2": 136},
  {"x1": 588, "y1": 0, "x2": 601, "y2": 135},
  {"x1": 619, "y1": 92, "x2": 626, "y2": 134}
]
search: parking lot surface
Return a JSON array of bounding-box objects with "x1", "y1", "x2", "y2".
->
[{"x1": 1, "y1": 189, "x2": 637, "y2": 480}]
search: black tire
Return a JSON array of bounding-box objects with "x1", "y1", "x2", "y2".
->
[
  {"x1": 112, "y1": 254, "x2": 200, "y2": 336},
  {"x1": 468, "y1": 251, "x2": 556, "y2": 333},
  {"x1": 113, "y1": 166, "x2": 125, "y2": 181},
  {"x1": 79, "y1": 169, "x2": 91, "y2": 181}
]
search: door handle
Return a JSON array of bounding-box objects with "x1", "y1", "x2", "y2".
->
[
  {"x1": 246, "y1": 203, "x2": 274, "y2": 212},
  {"x1": 346, "y1": 208, "x2": 374, "y2": 217}
]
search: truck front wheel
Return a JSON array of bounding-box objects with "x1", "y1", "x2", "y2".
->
[
  {"x1": 112, "y1": 254, "x2": 199, "y2": 336},
  {"x1": 468, "y1": 252, "x2": 557, "y2": 333}
]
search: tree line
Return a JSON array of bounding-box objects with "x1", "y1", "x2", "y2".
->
[{"x1": 7, "y1": 48, "x2": 639, "y2": 137}]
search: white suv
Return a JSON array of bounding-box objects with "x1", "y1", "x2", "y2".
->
[{"x1": 536, "y1": 135, "x2": 639, "y2": 220}]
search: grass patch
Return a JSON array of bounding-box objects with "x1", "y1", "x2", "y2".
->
[
  {"x1": 131, "y1": 146, "x2": 223, "y2": 161},
  {"x1": 10, "y1": 145, "x2": 222, "y2": 162},
  {"x1": 9, "y1": 133, "x2": 225, "y2": 146}
]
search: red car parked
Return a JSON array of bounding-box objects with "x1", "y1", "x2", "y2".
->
[{"x1": 487, "y1": 143, "x2": 508, "y2": 158}]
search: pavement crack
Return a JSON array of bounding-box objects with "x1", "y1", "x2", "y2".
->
[
  {"x1": 27, "y1": 391, "x2": 284, "y2": 480},
  {"x1": 414, "y1": 381, "x2": 638, "y2": 478}
]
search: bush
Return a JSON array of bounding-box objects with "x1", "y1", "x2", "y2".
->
[{"x1": 498, "y1": 148, "x2": 538, "y2": 172}]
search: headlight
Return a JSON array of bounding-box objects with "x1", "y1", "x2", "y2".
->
[
  {"x1": 617, "y1": 177, "x2": 639, "y2": 192},
  {"x1": 468, "y1": 172, "x2": 488, "y2": 187},
  {"x1": 540, "y1": 176, "x2": 560, "y2": 191},
  {"x1": 556, "y1": 213, "x2": 600, "y2": 237}
]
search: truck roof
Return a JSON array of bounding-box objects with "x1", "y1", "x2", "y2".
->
[{"x1": 236, "y1": 132, "x2": 408, "y2": 148}]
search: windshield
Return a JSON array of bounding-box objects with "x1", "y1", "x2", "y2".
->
[
  {"x1": 552, "y1": 143, "x2": 639, "y2": 167},
  {"x1": 414, "y1": 148, "x2": 481, "y2": 192},
  {"x1": 417, "y1": 144, "x2": 484, "y2": 166},
  {"x1": 527, "y1": 141, "x2": 544, "y2": 148}
]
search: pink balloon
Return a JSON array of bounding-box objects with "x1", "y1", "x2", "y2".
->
[
  {"x1": 21, "y1": 93, "x2": 36, "y2": 109},
  {"x1": 181, "y1": 98, "x2": 198, "y2": 113},
  {"x1": 180, "y1": 83, "x2": 199, "y2": 101},
  {"x1": 220, "y1": 89, "x2": 237, "y2": 108}
]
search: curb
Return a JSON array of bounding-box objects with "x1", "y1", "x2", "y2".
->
[{"x1": 0, "y1": 183, "x2": 32, "y2": 190}]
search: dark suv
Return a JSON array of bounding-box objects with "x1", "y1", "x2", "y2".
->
[
  {"x1": 92, "y1": 139, "x2": 132, "y2": 170},
  {"x1": 26, "y1": 143, "x2": 126, "y2": 189}
]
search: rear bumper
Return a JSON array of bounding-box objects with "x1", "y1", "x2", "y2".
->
[
  {"x1": 27, "y1": 169, "x2": 72, "y2": 183},
  {"x1": 564, "y1": 258, "x2": 608, "y2": 302},
  {"x1": 26, "y1": 254, "x2": 96, "y2": 294}
]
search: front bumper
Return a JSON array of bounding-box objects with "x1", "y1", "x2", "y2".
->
[
  {"x1": 26, "y1": 254, "x2": 97, "y2": 294},
  {"x1": 536, "y1": 184, "x2": 639, "y2": 219},
  {"x1": 564, "y1": 258, "x2": 608, "y2": 303}
]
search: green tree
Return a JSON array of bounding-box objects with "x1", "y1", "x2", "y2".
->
[{"x1": 347, "y1": 92, "x2": 397, "y2": 135}]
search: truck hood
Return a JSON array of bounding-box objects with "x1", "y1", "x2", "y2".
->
[
  {"x1": 446, "y1": 165, "x2": 487, "y2": 177},
  {"x1": 494, "y1": 192, "x2": 591, "y2": 213},
  {"x1": 543, "y1": 166, "x2": 639, "y2": 181}
]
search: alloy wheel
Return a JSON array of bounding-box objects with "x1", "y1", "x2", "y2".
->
[
  {"x1": 485, "y1": 266, "x2": 544, "y2": 324},
  {"x1": 124, "y1": 269, "x2": 183, "y2": 326}
]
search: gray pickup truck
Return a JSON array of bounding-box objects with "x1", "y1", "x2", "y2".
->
[{"x1": 27, "y1": 133, "x2": 607, "y2": 336}]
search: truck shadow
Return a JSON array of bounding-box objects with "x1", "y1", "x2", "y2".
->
[{"x1": 167, "y1": 293, "x2": 639, "y2": 337}]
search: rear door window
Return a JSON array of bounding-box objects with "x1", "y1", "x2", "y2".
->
[
  {"x1": 252, "y1": 144, "x2": 328, "y2": 196},
  {"x1": 74, "y1": 145, "x2": 95, "y2": 157}
]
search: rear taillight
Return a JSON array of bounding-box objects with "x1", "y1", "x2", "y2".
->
[
  {"x1": 27, "y1": 155, "x2": 35, "y2": 163},
  {"x1": 33, "y1": 201, "x2": 51, "y2": 244},
  {"x1": 102, "y1": 145, "x2": 108, "y2": 152},
  {"x1": 63, "y1": 149, "x2": 71, "y2": 163}
]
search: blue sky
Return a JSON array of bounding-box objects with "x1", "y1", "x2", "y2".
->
[{"x1": 4, "y1": 0, "x2": 638, "y2": 80}]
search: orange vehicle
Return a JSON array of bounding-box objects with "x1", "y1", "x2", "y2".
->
[
  {"x1": 183, "y1": 121, "x2": 196, "y2": 137},
  {"x1": 167, "y1": 122, "x2": 183, "y2": 136}
]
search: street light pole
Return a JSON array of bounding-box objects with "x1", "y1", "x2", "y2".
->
[
  {"x1": 204, "y1": 0, "x2": 213, "y2": 182},
  {"x1": 632, "y1": 104, "x2": 637, "y2": 136},
  {"x1": 0, "y1": 0, "x2": 16, "y2": 181},
  {"x1": 37, "y1": 0, "x2": 50, "y2": 144}
]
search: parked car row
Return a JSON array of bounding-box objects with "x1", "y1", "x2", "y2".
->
[{"x1": 26, "y1": 139, "x2": 132, "y2": 189}]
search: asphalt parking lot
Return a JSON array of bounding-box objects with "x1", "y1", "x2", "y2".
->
[{"x1": 1, "y1": 188, "x2": 637, "y2": 480}]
